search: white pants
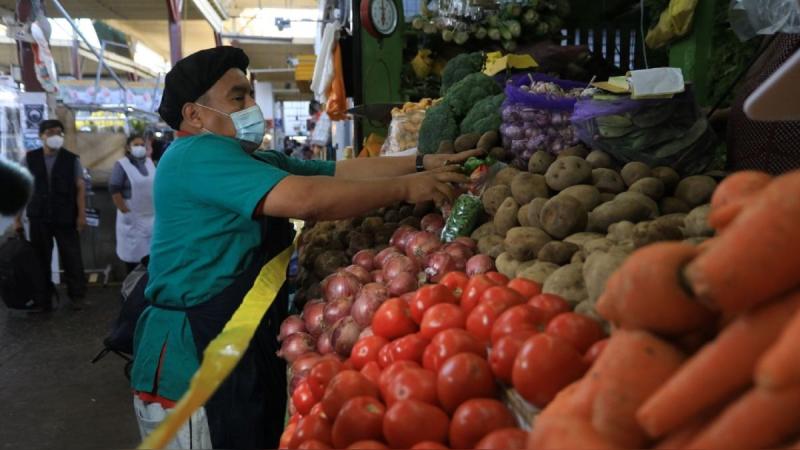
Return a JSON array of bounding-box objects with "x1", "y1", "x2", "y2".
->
[{"x1": 133, "y1": 395, "x2": 212, "y2": 449}]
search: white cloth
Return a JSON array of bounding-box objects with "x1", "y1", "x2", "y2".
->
[
  {"x1": 133, "y1": 396, "x2": 212, "y2": 450},
  {"x1": 311, "y1": 22, "x2": 339, "y2": 102},
  {"x1": 115, "y1": 157, "x2": 155, "y2": 263}
]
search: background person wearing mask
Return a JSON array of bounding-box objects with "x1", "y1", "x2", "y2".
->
[
  {"x1": 131, "y1": 46, "x2": 479, "y2": 449},
  {"x1": 109, "y1": 135, "x2": 155, "y2": 273},
  {"x1": 14, "y1": 120, "x2": 88, "y2": 311}
]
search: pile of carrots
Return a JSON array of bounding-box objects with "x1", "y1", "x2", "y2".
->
[{"x1": 528, "y1": 170, "x2": 800, "y2": 449}]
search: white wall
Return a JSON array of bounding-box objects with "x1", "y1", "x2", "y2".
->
[{"x1": 254, "y1": 81, "x2": 275, "y2": 120}]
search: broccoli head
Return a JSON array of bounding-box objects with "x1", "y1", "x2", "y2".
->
[
  {"x1": 460, "y1": 93, "x2": 506, "y2": 135},
  {"x1": 417, "y1": 103, "x2": 459, "y2": 154},
  {"x1": 442, "y1": 73, "x2": 503, "y2": 118},
  {"x1": 440, "y1": 52, "x2": 485, "y2": 96}
]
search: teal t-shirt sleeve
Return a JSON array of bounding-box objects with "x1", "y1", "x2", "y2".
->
[
  {"x1": 253, "y1": 150, "x2": 336, "y2": 176},
  {"x1": 181, "y1": 135, "x2": 290, "y2": 218}
]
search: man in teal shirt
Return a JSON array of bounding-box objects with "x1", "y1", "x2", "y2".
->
[{"x1": 131, "y1": 46, "x2": 477, "y2": 449}]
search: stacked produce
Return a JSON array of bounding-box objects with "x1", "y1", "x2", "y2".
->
[
  {"x1": 281, "y1": 265, "x2": 613, "y2": 449},
  {"x1": 475, "y1": 148, "x2": 718, "y2": 326},
  {"x1": 381, "y1": 99, "x2": 437, "y2": 155},
  {"x1": 528, "y1": 169, "x2": 800, "y2": 449}
]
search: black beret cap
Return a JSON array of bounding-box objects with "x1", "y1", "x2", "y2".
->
[{"x1": 158, "y1": 46, "x2": 249, "y2": 130}]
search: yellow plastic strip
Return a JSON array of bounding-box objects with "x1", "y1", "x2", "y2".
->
[{"x1": 139, "y1": 243, "x2": 294, "y2": 449}]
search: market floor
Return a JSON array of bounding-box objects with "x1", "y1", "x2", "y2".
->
[{"x1": 0, "y1": 286, "x2": 141, "y2": 449}]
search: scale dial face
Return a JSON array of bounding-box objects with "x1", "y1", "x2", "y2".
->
[{"x1": 369, "y1": 0, "x2": 398, "y2": 37}]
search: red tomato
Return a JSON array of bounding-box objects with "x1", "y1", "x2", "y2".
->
[
  {"x1": 466, "y1": 288, "x2": 525, "y2": 344},
  {"x1": 377, "y1": 343, "x2": 394, "y2": 368},
  {"x1": 308, "y1": 359, "x2": 343, "y2": 400},
  {"x1": 490, "y1": 304, "x2": 543, "y2": 344},
  {"x1": 420, "y1": 303, "x2": 466, "y2": 339},
  {"x1": 512, "y1": 334, "x2": 587, "y2": 408},
  {"x1": 475, "y1": 428, "x2": 529, "y2": 450},
  {"x1": 583, "y1": 338, "x2": 609, "y2": 366},
  {"x1": 460, "y1": 275, "x2": 500, "y2": 315},
  {"x1": 448, "y1": 399, "x2": 516, "y2": 449},
  {"x1": 309, "y1": 402, "x2": 326, "y2": 418},
  {"x1": 379, "y1": 360, "x2": 420, "y2": 399},
  {"x1": 488, "y1": 332, "x2": 535, "y2": 383},
  {"x1": 506, "y1": 278, "x2": 542, "y2": 299},
  {"x1": 388, "y1": 333, "x2": 429, "y2": 363},
  {"x1": 292, "y1": 380, "x2": 318, "y2": 416},
  {"x1": 346, "y1": 440, "x2": 388, "y2": 449},
  {"x1": 422, "y1": 329, "x2": 486, "y2": 372},
  {"x1": 280, "y1": 417, "x2": 298, "y2": 449},
  {"x1": 410, "y1": 441, "x2": 450, "y2": 450},
  {"x1": 321, "y1": 371, "x2": 380, "y2": 420},
  {"x1": 439, "y1": 271, "x2": 470, "y2": 301},
  {"x1": 331, "y1": 396, "x2": 386, "y2": 448},
  {"x1": 545, "y1": 312, "x2": 607, "y2": 353},
  {"x1": 401, "y1": 291, "x2": 416, "y2": 304},
  {"x1": 410, "y1": 284, "x2": 457, "y2": 324},
  {"x1": 384, "y1": 367, "x2": 438, "y2": 407},
  {"x1": 484, "y1": 272, "x2": 509, "y2": 285},
  {"x1": 360, "y1": 361, "x2": 382, "y2": 386},
  {"x1": 297, "y1": 440, "x2": 331, "y2": 449},
  {"x1": 290, "y1": 413, "x2": 333, "y2": 448},
  {"x1": 383, "y1": 399, "x2": 450, "y2": 448},
  {"x1": 350, "y1": 336, "x2": 389, "y2": 370},
  {"x1": 436, "y1": 353, "x2": 497, "y2": 413},
  {"x1": 372, "y1": 298, "x2": 418, "y2": 340},
  {"x1": 528, "y1": 294, "x2": 571, "y2": 325}
]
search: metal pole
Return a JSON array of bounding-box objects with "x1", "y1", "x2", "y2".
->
[
  {"x1": 49, "y1": 0, "x2": 128, "y2": 93},
  {"x1": 92, "y1": 41, "x2": 105, "y2": 104}
]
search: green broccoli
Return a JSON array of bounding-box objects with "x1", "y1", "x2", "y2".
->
[
  {"x1": 418, "y1": 103, "x2": 460, "y2": 154},
  {"x1": 440, "y1": 52, "x2": 485, "y2": 96},
  {"x1": 460, "y1": 93, "x2": 506, "y2": 135},
  {"x1": 442, "y1": 72, "x2": 503, "y2": 118}
]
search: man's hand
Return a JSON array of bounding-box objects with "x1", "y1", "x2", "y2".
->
[
  {"x1": 402, "y1": 166, "x2": 469, "y2": 206},
  {"x1": 77, "y1": 213, "x2": 87, "y2": 232},
  {"x1": 423, "y1": 149, "x2": 486, "y2": 171}
]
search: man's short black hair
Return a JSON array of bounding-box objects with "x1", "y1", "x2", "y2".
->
[{"x1": 39, "y1": 119, "x2": 64, "y2": 135}]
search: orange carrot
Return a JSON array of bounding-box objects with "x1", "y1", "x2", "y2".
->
[
  {"x1": 688, "y1": 385, "x2": 800, "y2": 450},
  {"x1": 756, "y1": 305, "x2": 800, "y2": 389},
  {"x1": 685, "y1": 171, "x2": 800, "y2": 315},
  {"x1": 573, "y1": 330, "x2": 685, "y2": 448},
  {"x1": 528, "y1": 414, "x2": 623, "y2": 450},
  {"x1": 637, "y1": 292, "x2": 800, "y2": 438},
  {"x1": 596, "y1": 242, "x2": 716, "y2": 335},
  {"x1": 709, "y1": 171, "x2": 771, "y2": 212},
  {"x1": 654, "y1": 414, "x2": 713, "y2": 450}
]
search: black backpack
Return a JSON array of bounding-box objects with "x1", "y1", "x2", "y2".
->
[{"x1": 0, "y1": 236, "x2": 49, "y2": 310}]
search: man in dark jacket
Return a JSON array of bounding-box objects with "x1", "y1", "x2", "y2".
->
[{"x1": 14, "y1": 119, "x2": 87, "y2": 311}]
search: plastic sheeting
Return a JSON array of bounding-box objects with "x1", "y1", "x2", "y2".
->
[{"x1": 729, "y1": 0, "x2": 800, "y2": 41}]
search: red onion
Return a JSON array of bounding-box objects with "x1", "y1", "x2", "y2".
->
[
  {"x1": 453, "y1": 236, "x2": 477, "y2": 251},
  {"x1": 291, "y1": 352, "x2": 322, "y2": 374},
  {"x1": 277, "y1": 332, "x2": 315, "y2": 363},
  {"x1": 323, "y1": 296, "x2": 353, "y2": 326},
  {"x1": 279, "y1": 315, "x2": 306, "y2": 342},
  {"x1": 317, "y1": 328, "x2": 334, "y2": 354},
  {"x1": 303, "y1": 300, "x2": 326, "y2": 338},
  {"x1": 375, "y1": 247, "x2": 401, "y2": 269},
  {"x1": 383, "y1": 255, "x2": 419, "y2": 281},
  {"x1": 352, "y1": 283, "x2": 390, "y2": 327},
  {"x1": 323, "y1": 272, "x2": 362, "y2": 302},
  {"x1": 443, "y1": 243, "x2": 473, "y2": 270},
  {"x1": 390, "y1": 225, "x2": 417, "y2": 251},
  {"x1": 330, "y1": 316, "x2": 362, "y2": 358},
  {"x1": 352, "y1": 249, "x2": 377, "y2": 271},
  {"x1": 405, "y1": 231, "x2": 442, "y2": 262},
  {"x1": 343, "y1": 265, "x2": 372, "y2": 284},
  {"x1": 387, "y1": 271, "x2": 420, "y2": 296},
  {"x1": 466, "y1": 254, "x2": 495, "y2": 277},
  {"x1": 359, "y1": 327, "x2": 374, "y2": 339},
  {"x1": 421, "y1": 213, "x2": 445, "y2": 234},
  {"x1": 371, "y1": 270, "x2": 386, "y2": 284},
  {"x1": 401, "y1": 292, "x2": 416, "y2": 304},
  {"x1": 424, "y1": 251, "x2": 459, "y2": 283}
]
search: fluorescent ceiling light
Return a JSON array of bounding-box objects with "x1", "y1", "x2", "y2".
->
[
  {"x1": 192, "y1": 0, "x2": 227, "y2": 32},
  {"x1": 233, "y1": 8, "x2": 320, "y2": 40}
]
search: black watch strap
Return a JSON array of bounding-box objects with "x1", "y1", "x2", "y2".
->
[{"x1": 416, "y1": 154, "x2": 425, "y2": 172}]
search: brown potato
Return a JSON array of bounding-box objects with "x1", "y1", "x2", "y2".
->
[
  {"x1": 620, "y1": 161, "x2": 652, "y2": 187},
  {"x1": 454, "y1": 132, "x2": 481, "y2": 152},
  {"x1": 683, "y1": 204, "x2": 714, "y2": 238},
  {"x1": 545, "y1": 156, "x2": 593, "y2": 191},
  {"x1": 471, "y1": 222, "x2": 496, "y2": 241},
  {"x1": 542, "y1": 262, "x2": 587, "y2": 306},
  {"x1": 631, "y1": 221, "x2": 683, "y2": 248},
  {"x1": 556, "y1": 144, "x2": 589, "y2": 159},
  {"x1": 592, "y1": 168, "x2": 626, "y2": 194},
  {"x1": 476, "y1": 130, "x2": 499, "y2": 153},
  {"x1": 518, "y1": 202, "x2": 532, "y2": 227},
  {"x1": 478, "y1": 234, "x2": 505, "y2": 258},
  {"x1": 492, "y1": 166, "x2": 521, "y2": 186},
  {"x1": 587, "y1": 200, "x2": 652, "y2": 232},
  {"x1": 628, "y1": 177, "x2": 665, "y2": 200},
  {"x1": 511, "y1": 172, "x2": 549, "y2": 205},
  {"x1": 563, "y1": 232, "x2": 605, "y2": 250},
  {"x1": 675, "y1": 175, "x2": 717, "y2": 207},
  {"x1": 526, "y1": 198, "x2": 548, "y2": 229},
  {"x1": 482, "y1": 184, "x2": 511, "y2": 215},
  {"x1": 503, "y1": 226, "x2": 552, "y2": 261},
  {"x1": 586, "y1": 150, "x2": 613, "y2": 169},
  {"x1": 539, "y1": 196, "x2": 588, "y2": 239},
  {"x1": 652, "y1": 166, "x2": 680, "y2": 193},
  {"x1": 437, "y1": 140, "x2": 455, "y2": 154},
  {"x1": 493, "y1": 197, "x2": 520, "y2": 236},
  {"x1": 558, "y1": 184, "x2": 601, "y2": 212},
  {"x1": 659, "y1": 196, "x2": 691, "y2": 214},
  {"x1": 599, "y1": 192, "x2": 616, "y2": 203},
  {"x1": 615, "y1": 191, "x2": 660, "y2": 219},
  {"x1": 538, "y1": 241, "x2": 580, "y2": 265},
  {"x1": 528, "y1": 150, "x2": 555, "y2": 175},
  {"x1": 496, "y1": 252, "x2": 523, "y2": 278},
  {"x1": 517, "y1": 261, "x2": 560, "y2": 284}
]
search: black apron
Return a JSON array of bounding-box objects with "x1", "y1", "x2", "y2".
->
[{"x1": 178, "y1": 215, "x2": 292, "y2": 449}]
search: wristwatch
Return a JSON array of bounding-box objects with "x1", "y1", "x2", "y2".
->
[{"x1": 416, "y1": 154, "x2": 425, "y2": 172}]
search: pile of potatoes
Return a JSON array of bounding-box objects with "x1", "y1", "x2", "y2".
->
[{"x1": 473, "y1": 146, "x2": 718, "y2": 324}]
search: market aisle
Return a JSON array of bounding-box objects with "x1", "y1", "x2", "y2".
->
[{"x1": 0, "y1": 287, "x2": 140, "y2": 449}]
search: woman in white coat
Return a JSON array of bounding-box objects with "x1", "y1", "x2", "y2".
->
[{"x1": 109, "y1": 135, "x2": 155, "y2": 273}]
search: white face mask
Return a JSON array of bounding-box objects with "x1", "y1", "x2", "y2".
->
[
  {"x1": 45, "y1": 135, "x2": 64, "y2": 150},
  {"x1": 130, "y1": 145, "x2": 147, "y2": 159}
]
